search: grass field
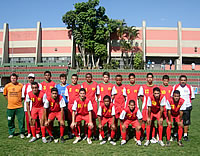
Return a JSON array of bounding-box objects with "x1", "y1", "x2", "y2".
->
[{"x1": 0, "y1": 94, "x2": 200, "y2": 156}]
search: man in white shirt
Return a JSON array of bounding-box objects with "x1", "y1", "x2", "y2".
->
[{"x1": 171, "y1": 75, "x2": 195, "y2": 141}]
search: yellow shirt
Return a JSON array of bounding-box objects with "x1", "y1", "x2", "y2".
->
[{"x1": 3, "y1": 82, "x2": 23, "y2": 109}]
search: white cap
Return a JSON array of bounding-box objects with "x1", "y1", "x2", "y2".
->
[{"x1": 28, "y1": 73, "x2": 35, "y2": 78}]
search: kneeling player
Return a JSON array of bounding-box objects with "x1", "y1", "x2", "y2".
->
[
  {"x1": 144, "y1": 87, "x2": 166, "y2": 147},
  {"x1": 26, "y1": 82, "x2": 47, "y2": 143},
  {"x1": 44, "y1": 88, "x2": 66, "y2": 143},
  {"x1": 166, "y1": 90, "x2": 185, "y2": 147},
  {"x1": 120, "y1": 100, "x2": 142, "y2": 146},
  {"x1": 71, "y1": 88, "x2": 93, "y2": 144},
  {"x1": 97, "y1": 95, "x2": 116, "y2": 145}
]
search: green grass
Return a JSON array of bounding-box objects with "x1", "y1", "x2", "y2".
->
[{"x1": 0, "y1": 94, "x2": 200, "y2": 156}]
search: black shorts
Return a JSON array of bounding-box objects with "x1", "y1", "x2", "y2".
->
[{"x1": 183, "y1": 106, "x2": 192, "y2": 126}]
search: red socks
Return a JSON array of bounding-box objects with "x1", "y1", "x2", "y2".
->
[
  {"x1": 31, "y1": 126, "x2": 36, "y2": 137},
  {"x1": 41, "y1": 126, "x2": 46, "y2": 137},
  {"x1": 136, "y1": 131, "x2": 141, "y2": 141},
  {"x1": 141, "y1": 123, "x2": 145, "y2": 137},
  {"x1": 178, "y1": 126, "x2": 183, "y2": 141},
  {"x1": 60, "y1": 126, "x2": 65, "y2": 137},
  {"x1": 146, "y1": 125, "x2": 150, "y2": 140},
  {"x1": 159, "y1": 125, "x2": 163, "y2": 141},
  {"x1": 46, "y1": 125, "x2": 53, "y2": 137},
  {"x1": 111, "y1": 130, "x2": 115, "y2": 139},
  {"x1": 166, "y1": 125, "x2": 172, "y2": 141}
]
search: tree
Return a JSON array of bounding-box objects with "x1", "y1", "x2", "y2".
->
[
  {"x1": 133, "y1": 51, "x2": 144, "y2": 69},
  {"x1": 62, "y1": 0, "x2": 118, "y2": 68}
]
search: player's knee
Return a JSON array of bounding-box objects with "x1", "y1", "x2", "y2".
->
[{"x1": 136, "y1": 126, "x2": 141, "y2": 131}]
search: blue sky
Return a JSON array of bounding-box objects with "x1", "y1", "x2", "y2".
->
[{"x1": 0, "y1": 0, "x2": 200, "y2": 29}]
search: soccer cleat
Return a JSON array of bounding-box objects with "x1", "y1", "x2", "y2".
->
[
  {"x1": 48, "y1": 136, "x2": 54, "y2": 143},
  {"x1": 36, "y1": 134, "x2": 40, "y2": 139},
  {"x1": 121, "y1": 140, "x2": 126, "y2": 145},
  {"x1": 108, "y1": 136, "x2": 111, "y2": 141},
  {"x1": 100, "y1": 139, "x2": 107, "y2": 145},
  {"x1": 26, "y1": 134, "x2": 31, "y2": 138},
  {"x1": 20, "y1": 134, "x2": 25, "y2": 139},
  {"x1": 8, "y1": 135, "x2": 14, "y2": 138},
  {"x1": 183, "y1": 136, "x2": 189, "y2": 141},
  {"x1": 158, "y1": 140, "x2": 165, "y2": 147},
  {"x1": 87, "y1": 138, "x2": 92, "y2": 144},
  {"x1": 110, "y1": 139, "x2": 116, "y2": 146},
  {"x1": 150, "y1": 137, "x2": 158, "y2": 144},
  {"x1": 29, "y1": 137, "x2": 37, "y2": 143},
  {"x1": 133, "y1": 136, "x2": 137, "y2": 142},
  {"x1": 178, "y1": 140, "x2": 184, "y2": 147},
  {"x1": 42, "y1": 137, "x2": 47, "y2": 143},
  {"x1": 136, "y1": 140, "x2": 142, "y2": 146},
  {"x1": 99, "y1": 134, "x2": 103, "y2": 141},
  {"x1": 144, "y1": 140, "x2": 150, "y2": 146},
  {"x1": 83, "y1": 135, "x2": 87, "y2": 141},
  {"x1": 73, "y1": 137, "x2": 81, "y2": 144},
  {"x1": 166, "y1": 141, "x2": 170, "y2": 147},
  {"x1": 60, "y1": 137, "x2": 65, "y2": 143}
]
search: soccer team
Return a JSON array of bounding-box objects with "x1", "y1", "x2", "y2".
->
[{"x1": 3, "y1": 71, "x2": 195, "y2": 147}]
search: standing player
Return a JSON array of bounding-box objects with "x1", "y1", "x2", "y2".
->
[
  {"x1": 26, "y1": 82, "x2": 47, "y2": 143},
  {"x1": 120, "y1": 100, "x2": 142, "y2": 146},
  {"x1": 71, "y1": 88, "x2": 93, "y2": 144},
  {"x1": 140, "y1": 73, "x2": 157, "y2": 141},
  {"x1": 65, "y1": 74, "x2": 81, "y2": 138},
  {"x1": 171, "y1": 75, "x2": 195, "y2": 141},
  {"x1": 3, "y1": 73, "x2": 25, "y2": 138},
  {"x1": 81, "y1": 73, "x2": 98, "y2": 140},
  {"x1": 41, "y1": 71, "x2": 56, "y2": 97},
  {"x1": 97, "y1": 95, "x2": 116, "y2": 145},
  {"x1": 144, "y1": 87, "x2": 166, "y2": 146},
  {"x1": 44, "y1": 88, "x2": 66, "y2": 143},
  {"x1": 166, "y1": 90, "x2": 185, "y2": 147},
  {"x1": 22, "y1": 73, "x2": 42, "y2": 138}
]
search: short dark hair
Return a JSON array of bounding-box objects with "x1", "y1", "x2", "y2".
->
[
  {"x1": 128, "y1": 73, "x2": 135, "y2": 78},
  {"x1": 147, "y1": 73, "x2": 154, "y2": 78},
  {"x1": 162, "y1": 75, "x2": 169, "y2": 80},
  {"x1": 103, "y1": 95, "x2": 111, "y2": 101},
  {"x1": 85, "y1": 73, "x2": 92, "y2": 78},
  {"x1": 103, "y1": 72, "x2": 110, "y2": 78},
  {"x1": 173, "y1": 90, "x2": 180, "y2": 95},
  {"x1": 72, "y1": 74, "x2": 78, "y2": 78},
  {"x1": 79, "y1": 88, "x2": 86, "y2": 93},
  {"x1": 59, "y1": 73, "x2": 66, "y2": 79},
  {"x1": 129, "y1": 100, "x2": 135, "y2": 105},
  {"x1": 10, "y1": 73, "x2": 18, "y2": 79},
  {"x1": 44, "y1": 71, "x2": 52, "y2": 76},
  {"x1": 115, "y1": 74, "x2": 122, "y2": 78},
  {"x1": 31, "y1": 82, "x2": 39, "y2": 87},
  {"x1": 179, "y1": 75, "x2": 187, "y2": 80},
  {"x1": 51, "y1": 87, "x2": 58, "y2": 93},
  {"x1": 153, "y1": 87, "x2": 160, "y2": 93}
]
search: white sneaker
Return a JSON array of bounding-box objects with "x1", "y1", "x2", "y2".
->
[
  {"x1": 8, "y1": 135, "x2": 13, "y2": 138},
  {"x1": 20, "y1": 134, "x2": 25, "y2": 139},
  {"x1": 99, "y1": 134, "x2": 103, "y2": 141},
  {"x1": 36, "y1": 134, "x2": 40, "y2": 139},
  {"x1": 170, "y1": 136, "x2": 173, "y2": 142},
  {"x1": 133, "y1": 136, "x2": 137, "y2": 142},
  {"x1": 83, "y1": 135, "x2": 87, "y2": 141},
  {"x1": 29, "y1": 137, "x2": 37, "y2": 143},
  {"x1": 26, "y1": 134, "x2": 31, "y2": 138},
  {"x1": 42, "y1": 137, "x2": 47, "y2": 143},
  {"x1": 136, "y1": 140, "x2": 142, "y2": 146},
  {"x1": 144, "y1": 140, "x2": 150, "y2": 146},
  {"x1": 73, "y1": 137, "x2": 81, "y2": 144},
  {"x1": 121, "y1": 140, "x2": 126, "y2": 145},
  {"x1": 150, "y1": 137, "x2": 158, "y2": 144},
  {"x1": 158, "y1": 140, "x2": 165, "y2": 147},
  {"x1": 110, "y1": 140, "x2": 116, "y2": 146},
  {"x1": 87, "y1": 138, "x2": 92, "y2": 144},
  {"x1": 108, "y1": 136, "x2": 111, "y2": 141},
  {"x1": 100, "y1": 140, "x2": 107, "y2": 145}
]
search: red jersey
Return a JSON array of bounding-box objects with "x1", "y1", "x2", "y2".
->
[
  {"x1": 97, "y1": 82, "x2": 116, "y2": 103},
  {"x1": 72, "y1": 98, "x2": 93, "y2": 116},
  {"x1": 41, "y1": 80, "x2": 56, "y2": 97},
  {"x1": 97, "y1": 103, "x2": 115, "y2": 118},
  {"x1": 27, "y1": 91, "x2": 45, "y2": 108},
  {"x1": 141, "y1": 84, "x2": 157, "y2": 110},
  {"x1": 147, "y1": 95, "x2": 166, "y2": 114},
  {"x1": 65, "y1": 84, "x2": 81, "y2": 105},
  {"x1": 46, "y1": 95, "x2": 64, "y2": 112},
  {"x1": 82, "y1": 81, "x2": 98, "y2": 103},
  {"x1": 120, "y1": 107, "x2": 140, "y2": 121},
  {"x1": 160, "y1": 85, "x2": 173, "y2": 100},
  {"x1": 124, "y1": 84, "x2": 141, "y2": 107},
  {"x1": 167, "y1": 97, "x2": 185, "y2": 117},
  {"x1": 114, "y1": 84, "x2": 125, "y2": 112}
]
